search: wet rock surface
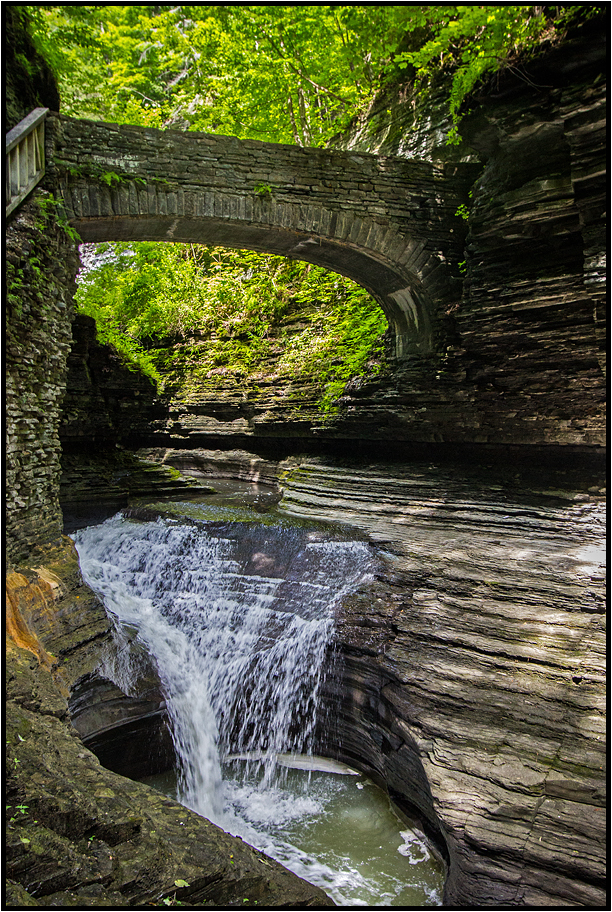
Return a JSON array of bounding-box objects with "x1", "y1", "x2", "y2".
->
[
  {"x1": 275, "y1": 455, "x2": 606, "y2": 907},
  {"x1": 136, "y1": 446, "x2": 282, "y2": 489},
  {"x1": 60, "y1": 449, "x2": 216, "y2": 534},
  {"x1": 5, "y1": 538, "x2": 333, "y2": 908}
]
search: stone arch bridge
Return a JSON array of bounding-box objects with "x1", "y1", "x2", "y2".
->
[{"x1": 48, "y1": 114, "x2": 478, "y2": 357}]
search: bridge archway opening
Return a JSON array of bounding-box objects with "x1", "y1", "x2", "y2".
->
[
  {"x1": 75, "y1": 237, "x2": 397, "y2": 408},
  {"x1": 72, "y1": 215, "x2": 435, "y2": 360}
]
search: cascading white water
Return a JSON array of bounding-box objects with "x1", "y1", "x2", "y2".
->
[
  {"x1": 73, "y1": 511, "x2": 376, "y2": 825},
  {"x1": 73, "y1": 506, "x2": 444, "y2": 905}
]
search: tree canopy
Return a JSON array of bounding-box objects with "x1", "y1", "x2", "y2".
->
[{"x1": 24, "y1": 4, "x2": 595, "y2": 145}]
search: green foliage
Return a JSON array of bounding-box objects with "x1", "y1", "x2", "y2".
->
[
  {"x1": 75, "y1": 242, "x2": 388, "y2": 413},
  {"x1": 99, "y1": 170, "x2": 124, "y2": 188},
  {"x1": 26, "y1": 4, "x2": 395, "y2": 141},
  {"x1": 389, "y1": 5, "x2": 598, "y2": 143},
  {"x1": 24, "y1": 5, "x2": 109, "y2": 121},
  {"x1": 274, "y1": 265, "x2": 388, "y2": 415},
  {"x1": 7, "y1": 803, "x2": 29, "y2": 827},
  {"x1": 25, "y1": 5, "x2": 596, "y2": 147},
  {"x1": 34, "y1": 193, "x2": 81, "y2": 243}
]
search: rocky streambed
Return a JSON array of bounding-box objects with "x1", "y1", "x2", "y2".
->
[{"x1": 6, "y1": 446, "x2": 606, "y2": 907}]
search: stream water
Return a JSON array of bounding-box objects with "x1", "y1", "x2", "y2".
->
[{"x1": 72, "y1": 498, "x2": 444, "y2": 906}]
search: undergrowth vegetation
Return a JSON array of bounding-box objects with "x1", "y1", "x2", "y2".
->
[{"x1": 76, "y1": 243, "x2": 389, "y2": 414}]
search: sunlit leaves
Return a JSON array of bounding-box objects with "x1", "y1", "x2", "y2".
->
[
  {"x1": 26, "y1": 5, "x2": 591, "y2": 144},
  {"x1": 25, "y1": 4, "x2": 424, "y2": 144},
  {"x1": 75, "y1": 242, "x2": 387, "y2": 409},
  {"x1": 25, "y1": 4, "x2": 106, "y2": 119},
  {"x1": 391, "y1": 5, "x2": 551, "y2": 140}
]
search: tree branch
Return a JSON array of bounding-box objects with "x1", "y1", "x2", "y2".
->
[{"x1": 262, "y1": 29, "x2": 352, "y2": 105}]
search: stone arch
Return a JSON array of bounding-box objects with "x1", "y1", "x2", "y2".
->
[
  {"x1": 50, "y1": 114, "x2": 474, "y2": 356},
  {"x1": 70, "y1": 210, "x2": 438, "y2": 356}
]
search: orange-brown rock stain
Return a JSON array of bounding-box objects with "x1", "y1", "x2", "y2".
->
[{"x1": 5, "y1": 569, "x2": 60, "y2": 668}]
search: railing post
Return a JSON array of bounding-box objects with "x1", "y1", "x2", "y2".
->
[{"x1": 5, "y1": 107, "x2": 48, "y2": 217}]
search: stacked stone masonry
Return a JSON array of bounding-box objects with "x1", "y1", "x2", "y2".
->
[
  {"x1": 48, "y1": 113, "x2": 478, "y2": 357},
  {"x1": 5, "y1": 195, "x2": 80, "y2": 565}
]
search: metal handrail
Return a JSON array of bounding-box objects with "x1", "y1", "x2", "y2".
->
[{"x1": 6, "y1": 107, "x2": 48, "y2": 217}]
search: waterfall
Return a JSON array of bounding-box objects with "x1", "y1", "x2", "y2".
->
[{"x1": 73, "y1": 512, "x2": 376, "y2": 828}]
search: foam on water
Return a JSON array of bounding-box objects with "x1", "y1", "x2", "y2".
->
[{"x1": 142, "y1": 764, "x2": 444, "y2": 906}]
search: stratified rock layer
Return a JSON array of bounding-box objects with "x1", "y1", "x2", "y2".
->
[
  {"x1": 6, "y1": 195, "x2": 79, "y2": 565},
  {"x1": 274, "y1": 456, "x2": 606, "y2": 907}
]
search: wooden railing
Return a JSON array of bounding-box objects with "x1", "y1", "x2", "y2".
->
[{"x1": 6, "y1": 107, "x2": 48, "y2": 217}]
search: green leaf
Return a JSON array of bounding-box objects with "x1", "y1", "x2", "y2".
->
[{"x1": 174, "y1": 879, "x2": 190, "y2": 888}]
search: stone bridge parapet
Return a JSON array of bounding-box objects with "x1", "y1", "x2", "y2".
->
[{"x1": 48, "y1": 114, "x2": 479, "y2": 357}]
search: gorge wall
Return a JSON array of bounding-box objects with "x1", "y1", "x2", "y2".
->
[
  {"x1": 277, "y1": 458, "x2": 606, "y2": 907},
  {"x1": 5, "y1": 12, "x2": 607, "y2": 910}
]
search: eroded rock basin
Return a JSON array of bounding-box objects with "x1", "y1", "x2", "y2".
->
[
  {"x1": 136, "y1": 448, "x2": 606, "y2": 907},
  {"x1": 142, "y1": 760, "x2": 445, "y2": 907},
  {"x1": 70, "y1": 496, "x2": 445, "y2": 906}
]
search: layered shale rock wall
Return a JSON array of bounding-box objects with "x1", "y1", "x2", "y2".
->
[
  {"x1": 275, "y1": 458, "x2": 606, "y2": 907},
  {"x1": 5, "y1": 8, "x2": 75, "y2": 566},
  {"x1": 334, "y1": 25, "x2": 606, "y2": 448},
  {"x1": 59, "y1": 313, "x2": 166, "y2": 452},
  {"x1": 5, "y1": 195, "x2": 80, "y2": 566}
]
